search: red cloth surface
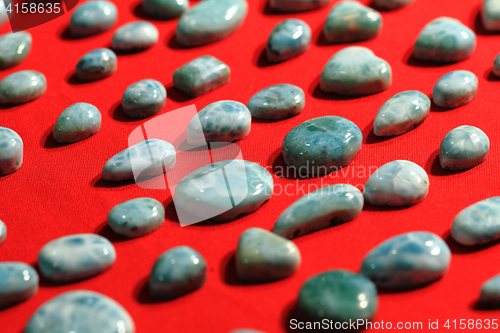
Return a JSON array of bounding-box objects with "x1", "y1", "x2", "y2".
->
[{"x1": 1, "y1": 0, "x2": 499, "y2": 332}]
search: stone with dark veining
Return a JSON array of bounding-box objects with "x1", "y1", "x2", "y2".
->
[
  {"x1": 0, "y1": 220, "x2": 5, "y2": 244},
  {"x1": 494, "y1": 53, "x2": 500, "y2": 77},
  {"x1": 0, "y1": 127, "x2": 23, "y2": 176},
  {"x1": 70, "y1": 1, "x2": 118, "y2": 37},
  {"x1": 0, "y1": 70, "x2": 46, "y2": 105},
  {"x1": 53, "y1": 103, "x2": 102, "y2": 144},
  {"x1": 267, "y1": 19, "x2": 311, "y2": 63},
  {"x1": 433, "y1": 70, "x2": 478, "y2": 108},
  {"x1": 0, "y1": 32, "x2": 31, "y2": 69},
  {"x1": 248, "y1": 84, "x2": 305, "y2": 120},
  {"x1": 143, "y1": 0, "x2": 188, "y2": 19},
  {"x1": 122, "y1": 79, "x2": 166, "y2": 118},
  {"x1": 483, "y1": 0, "x2": 500, "y2": 31},
  {"x1": 0, "y1": 262, "x2": 38, "y2": 308},
  {"x1": 374, "y1": 0, "x2": 413, "y2": 9},
  {"x1": 112, "y1": 21, "x2": 159, "y2": 51},
  {"x1": 269, "y1": 0, "x2": 332, "y2": 12},
  {"x1": 480, "y1": 273, "x2": 500, "y2": 304},
  {"x1": 440, "y1": 125, "x2": 489, "y2": 170},
  {"x1": 76, "y1": 48, "x2": 117, "y2": 82}
]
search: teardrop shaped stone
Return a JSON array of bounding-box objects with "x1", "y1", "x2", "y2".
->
[
  {"x1": 494, "y1": 53, "x2": 500, "y2": 77},
  {"x1": 373, "y1": 0, "x2": 413, "y2": 9},
  {"x1": 53, "y1": 103, "x2": 102, "y2": 144},
  {"x1": 25, "y1": 290, "x2": 135, "y2": 333},
  {"x1": 76, "y1": 48, "x2": 117, "y2": 82},
  {"x1": 0, "y1": 32, "x2": 31, "y2": 69},
  {"x1": 112, "y1": 21, "x2": 159, "y2": 51},
  {"x1": 373, "y1": 90, "x2": 431, "y2": 137},
  {"x1": 102, "y1": 139, "x2": 176, "y2": 182},
  {"x1": 122, "y1": 79, "x2": 166, "y2": 118},
  {"x1": 0, "y1": 127, "x2": 23, "y2": 176},
  {"x1": 324, "y1": 1, "x2": 382, "y2": 44},
  {"x1": 176, "y1": 0, "x2": 248, "y2": 47},
  {"x1": 143, "y1": 0, "x2": 188, "y2": 19},
  {"x1": 274, "y1": 184, "x2": 363, "y2": 239},
  {"x1": 149, "y1": 246, "x2": 206, "y2": 299},
  {"x1": 433, "y1": 70, "x2": 478, "y2": 108},
  {"x1": 269, "y1": 0, "x2": 332, "y2": 12},
  {"x1": 414, "y1": 17, "x2": 476, "y2": 63},
  {"x1": 0, "y1": 70, "x2": 46, "y2": 106},
  {"x1": 70, "y1": 1, "x2": 118, "y2": 37},
  {"x1": 480, "y1": 274, "x2": 500, "y2": 304},
  {"x1": 364, "y1": 160, "x2": 429, "y2": 206},
  {"x1": 108, "y1": 198, "x2": 164, "y2": 238},
  {"x1": 320, "y1": 46, "x2": 392, "y2": 96},
  {"x1": 0, "y1": 262, "x2": 38, "y2": 308},
  {"x1": 483, "y1": 0, "x2": 500, "y2": 31},
  {"x1": 248, "y1": 84, "x2": 305, "y2": 120},
  {"x1": 236, "y1": 228, "x2": 300, "y2": 282},
  {"x1": 267, "y1": 19, "x2": 311, "y2": 63},
  {"x1": 360, "y1": 232, "x2": 451, "y2": 288},
  {"x1": 0, "y1": 219, "x2": 5, "y2": 244},
  {"x1": 440, "y1": 125, "x2": 489, "y2": 170}
]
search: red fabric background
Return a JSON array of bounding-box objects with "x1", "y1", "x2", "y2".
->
[{"x1": 1, "y1": 0, "x2": 499, "y2": 332}]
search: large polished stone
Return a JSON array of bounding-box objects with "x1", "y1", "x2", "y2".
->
[
  {"x1": 267, "y1": 19, "x2": 311, "y2": 63},
  {"x1": 433, "y1": 70, "x2": 478, "y2": 108},
  {"x1": 440, "y1": 125, "x2": 489, "y2": 170},
  {"x1": 494, "y1": 53, "x2": 500, "y2": 77},
  {"x1": 374, "y1": 0, "x2": 413, "y2": 9},
  {"x1": 122, "y1": 79, "x2": 166, "y2": 118},
  {"x1": 0, "y1": 220, "x2": 5, "y2": 244},
  {"x1": 53, "y1": 103, "x2": 101, "y2": 144},
  {"x1": 0, "y1": 70, "x2": 46, "y2": 105},
  {"x1": 480, "y1": 273, "x2": 500, "y2": 304},
  {"x1": 70, "y1": 1, "x2": 117, "y2": 37},
  {"x1": 143, "y1": 0, "x2": 188, "y2": 19},
  {"x1": 108, "y1": 198, "x2": 164, "y2": 238},
  {"x1": 269, "y1": 0, "x2": 332, "y2": 12},
  {"x1": 0, "y1": 32, "x2": 31, "y2": 69},
  {"x1": 0, "y1": 262, "x2": 38, "y2": 308},
  {"x1": 76, "y1": 48, "x2": 117, "y2": 82},
  {"x1": 483, "y1": 0, "x2": 500, "y2": 31},
  {"x1": 0, "y1": 127, "x2": 23, "y2": 176},
  {"x1": 248, "y1": 84, "x2": 305, "y2": 120},
  {"x1": 112, "y1": 21, "x2": 159, "y2": 51}
]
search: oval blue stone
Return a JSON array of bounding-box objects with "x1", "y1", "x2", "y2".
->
[
  {"x1": 440, "y1": 125, "x2": 489, "y2": 170},
  {"x1": 0, "y1": 127, "x2": 23, "y2": 176},
  {"x1": 0, "y1": 262, "x2": 38, "y2": 308},
  {"x1": 53, "y1": 103, "x2": 102, "y2": 144},
  {"x1": 432, "y1": 70, "x2": 478, "y2": 108},
  {"x1": 76, "y1": 48, "x2": 117, "y2": 82},
  {"x1": 70, "y1": 1, "x2": 118, "y2": 37},
  {"x1": 0, "y1": 70, "x2": 46, "y2": 105},
  {"x1": 267, "y1": 19, "x2": 311, "y2": 63},
  {"x1": 248, "y1": 84, "x2": 305, "y2": 120},
  {"x1": 112, "y1": 21, "x2": 159, "y2": 51},
  {"x1": 0, "y1": 32, "x2": 32, "y2": 69},
  {"x1": 143, "y1": 0, "x2": 188, "y2": 19},
  {"x1": 122, "y1": 79, "x2": 166, "y2": 118}
]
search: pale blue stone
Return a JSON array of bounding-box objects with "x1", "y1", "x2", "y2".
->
[
  {"x1": 149, "y1": 246, "x2": 206, "y2": 299},
  {"x1": 374, "y1": 0, "x2": 413, "y2": 9},
  {"x1": 122, "y1": 79, "x2": 166, "y2": 118},
  {"x1": 364, "y1": 160, "x2": 429, "y2": 206},
  {"x1": 70, "y1": 1, "x2": 118, "y2": 37},
  {"x1": 414, "y1": 17, "x2": 476, "y2": 63},
  {"x1": 0, "y1": 70, "x2": 46, "y2": 105},
  {"x1": 0, "y1": 127, "x2": 23, "y2": 176},
  {"x1": 269, "y1": 0, "x2": 332, "y2": 12},
  {"x1": 25, "y1": 290, "x2": 135, "y2": 333},
  {"x1": 0, "y1": 220, "x2": 5, "y2": 244},
  {"x1": 433, "y1": 70, "x2": 478, "y2": 108},
  {"x1": 112, "y1": 21, "x2": 159, "y2": 51},
  {"x1": 483, "y1": 0, "x2": 500, "y2": 31},
  {"x1": 274, "y1": 184, "x2": 363, "y2": 239},
  {"x1": 108, "y1": 198, "x2": 165, "y2": 238},
  {"x1": 0, "y1": 32, "x2": 31, "y2": 69},
  {"x1": 38, "y1": 234, "x2": 116, "y2": 283},
  {"x1": 494, "y1": 53, "x2": 500, "y2": 77},
  {"x1": 0, "y1": 262, "x2": 38, "y2": 308},
  {"x1": 176, "y1": 0, "x2": 248, "y2": 47},
  {"x1": 373, "y1": 90, "x2": 431, "y2": 137},
  {"x1": 236, "y1": 228, "x2": 301, "y2": 282},
  {"x1": 267, "y1": 19, "x2": 311, "y2": 63},
  {"x1": 76, "y1": 48, "x2": 117, "y2": 82},
  {"x1": 53, "y1": 103, "x2": 102, "y2": 144},
  {"x1": 248, "y1": 84, "x2": 305, "y2": 120},
  {"x1": 143, "y1": 0, "x2": 188, "y2": 19},
  {"x1": 282, "y1": 116, "x2": 363, "y2": 176},
  {"x1": 440, "y1": 125, "x2": 489, "y2": 170},
  {"x1": 480, "y1": 274, "x2": 500, "y2": 304},
  {"x1": 320, "y1": 46, "x2": 391, "y2": 96}
]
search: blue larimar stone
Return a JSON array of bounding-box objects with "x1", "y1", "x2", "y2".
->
[
  {"x1": 236, "y1": 228, "x2": 300, "y2": 282},
  {"x1": 364, "y1": 160, "x2": 429, "y2": 206},
  {"x1": 76, "y1": 48, "x2": 117, "y2": 82},
  {"x1": 298, "y1": 270, "x2": 378, "y2": 322},
  {"x1": 324, "y1": 1, "x2": 382, "y2": 44},
  {"x1": 38, "y1": 234, "x2": 116, "y2": 283},
  {"x1": 480, "y1": 274, "x2": 500, "y2": 304},
  {"x1": 494, "y1": 53, "x2": 500, "y2": 77},
  {"x1": 53, "y1": 103, "x2": 102, "y2": 144},
  {"x1": 112, "y1": 21, "x2": 159, "y2": 51},
  {"x1": 267, "y1": 19, "x2": 311, "y2": 63},
  {"x1": 248, "y1": 84, "x2": 305, "y2": 120},
  {"x1": 25, "y1": 290, "x2": 135, "y2": 333},
  {"x1": 0, "y1": 220, "x2": 5, "y2": 244},
  {"x1": 102, "y1": 139, "x2": 176, "y2": 182},
  {"x1": 414, "y1": 17, "x2": 476, "y2": 63},
  {"x1": 320, "y1": 46, "x2": 391, "y2": 96},
  {"x1": 0, "y1": 70, "x2": 46, "y2": 105},
  {"x1": 108, "y1": 198, "x2": 165, "y2": 238},
  {"x1": 0, "y1": 262, "x2": 38, "y2": 308},
  {"x1": 360, "y1": 232, "x2": 451, "y2": 288},
  {"x1": 373, "y1": 90, "x2": 431, "y2": 137},
  {"x1": 149, "y1": 246, "x2": 206, "y2": 299},
  {"x1": 269, "y1": 0, "x2": 332, "y2": 12},
  {"x1": 0, "y1": 32, "x2": 31, "y2": 69},
  {"x1": 483, "y1": 0, "x2": 500, "y2": 31},
  {"x1": 374, "y1": 0, "x2": 413, "y2": 9},
  {"x1": 282, "y1": 116, "x2": 362, "y2": 176},
  {"x1": 122, "y1": 79, "x2": 166, "y2": 118},
  {"x1": 187, "y1": 101, "x2": 251, "y2": 145},
  {"x1": 440, "y1": 125, "x2": 489, "y2": 170},
  {"x1": 176, "y1": 0, "x2": 248, "y2": 47},
  {"x1": 70, "y1": 1, "x2": 118, "y2": 37},
  {"x1": 0, "y1": 127, "x2": 23, "y2": 176},
  {"x1": 433, "y1": 70, "x2": 478, "y2": 108},
  {"x1": 143, "y1": 0, "x2": 188, "y2": 19},
  {"x1": 173, "y1": 160, "x2": 273, "y2": 222}
]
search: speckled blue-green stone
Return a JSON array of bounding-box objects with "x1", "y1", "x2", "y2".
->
[
  {"x1": 374, "y1": 0, "x2": 413, "y2": 9},
  {"x1": 483, "y1": 0, "x2": 500, "y2": 31},
  {"x1": 0, "y1": 127, "x2": 23, "y2": 176},
  {"x1": 0, "y1": 262, "x2": 38, "y2": 308},
  {"x1": 494, "y1": 53, "x2": 500, "y2": 77},
  {"x1": 0, "y1": 220, "x2": 5, "y2": 244},
  {"x1": 143, "y1": 0, "x2": 188, "y2": 19},
  {"x1": 122, "y1": 79, "x2": 166, "y2": 118},
  {"x1": 0, "y1": 70, "x2": 46, "y2": 105},
  {"x1": 76, "y1": 48, "x2": 117, "y2": 82},
  {"x1": 70, "y1": 1, "x2": 118, "y2": 37},
  {"x1": 432, "y1": 70, "x2": 478, "y2": 108},
  {"x1": 53, "y1": 103, "x2": 101, "y2": 144},
  {"x1": 269, "y1": 0, "x2": 332, "y2": 12},
  {"x1": 0, "y1": 32, "x2": 31, "y2": 69},
  {"x1": 108, "y1": 197, "x2": 164, "y2": 238},
  {"x1": 267, "y1": 19, "x2": 311, "y2": 63},
  {"x1": 112, "y1": 21, "x2": 159, "y2": 51},
  {"x1": 248, "y1": 84, "x2": 304, "y2": 120},
  {"x1": 480, "y1": 273, "x2": 500, "y2": 304},
  {"x1": 440, "y1": 125, "x2": 489, "y2": 170}
]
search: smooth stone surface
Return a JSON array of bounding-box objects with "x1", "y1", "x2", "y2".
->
[
  {"x1": 108, "y1": 197, "x2": 165, "y2": 238},
  {"x1": 0, "y1": 70, "x2": 46, "y2": 105},
  {"x1": 187, "y1": 100, "x2": 251, "y2": 145},
  {"x1": 122, "y1": 79, "x2": 166, "y2": 118},
  {"x1": 176, "y1": 0, "x2": 248, "y2": 47},
  {"x1": 374, "y1": 0, "x2": 413, "y2": 9},
  {"x1": 320, "y1": 46, "x2": 391, "y2": 96},
  {"x1": 70, "y1": 1, "x2": 118, "y2": 37},
  {"x1": 53, "y1": 103, "x2": 101, "y2": 144},
  {"x1": 0, "y1": 220, "x2": 5, "y2": 244},
  {"x1": 483, "y1": 0, "x2": 500, "y2": 31},
  {"x1": 373, "y1": 90, "x2": 431, "y2": 137},
  {"x1": 433, "y1": 70, "x2": 478, "y2": 108},
  {"x1": 282, "y1": 116, "x2": 363, "y2": 176},
  {"x1": 102, "y1": 139, "x2": 176, "y2": 182},
  {"x1": 440, "y1": 125, "x2": 489, "y2": 170},
  {"x1": 0, "y1": 127, "x2": 23, "y2": 176},
  {"x1": 269, "y1": 0, "x2": 332, "y2": 12},
  {"x1": 236, "y1": 228, "x2": 301, "y2": 282},
  {"x1": 143, "y1": 0, "x2": 188, "y2": 19},
  {"x1": 149, "y1": 246, "x2": 206, "y2": 299},
  {"x1": 38, "y1": 234, "x2": 116, "y2": 283},
  {"x1": 248, "y1": 84, "x2": 305, "y2": 120},
  {"x1": 480, "y1": 274, "x2": 500, "y2": 304},
  {"x1": 267, "y1": 19, "x2": 311, "y2": 63},
  {"x1": 494, "y1": 53, "x2": 500, "y2": 77},
  {"x1": 174, "y1": 160, "x2": 273, "y2": 222},
  {"x1": 0, "y1": 32, "x2": 31, "y2": 69},
  {"x1": 112, "y1": 21, "x2": 159, "y2": 51},
  {"x1": 0, "y1": 262, "x2": 38, "y2": 308},
  {"x1": 324, "y1": 1, "x2": 382, "y2": 44},
  {"x1": 173, "y1": 56, "x2": 230, "y2": 97},
  {"x1": 76, "y1": 48, "x2": 117, "y2": 82},
  {"x1": 414, "y1": 17, "x2": 476, "y2": 63},
  {"x1": 360, "y1": 232, "x2": 451, "y2": 288},
  {"x1": 25, "y1": 290, "x2": 135, "y2": 333},
  {"x1": 298, "y1": 270, "x2": 378, "y2": 322}
]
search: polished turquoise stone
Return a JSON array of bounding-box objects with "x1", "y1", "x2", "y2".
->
[
  {"x1": 76, "y1": 48, "x2": 117, "y2": 82},
  {"x1": 414, "y1": 17, "x2": 476, "y2": 62},
  {"x1": 143, "y1": 0, "x2": 188, "y2": 19},
  {"x1": 320, "y1": 46, "x2": 391, "y2": 96},
  {"x1": 433, "y1": 70, "x2": 478, "y2": 108},
  {"x1": 112, "y1": 21, "x2": 159, "y2": 51},
  {"x1": 360, "y1": 232, "x2": 451, "y2": 288},
  {"x1": 0, "y1": 32, "x2": 31, "y2": 69},
  {"x1": 0, "y1": 70, "x2": 46, "y2": 105},
  {"x1": 176, "y1": 0, "x2": 248, "y2": 47},
  {"x1": 108, "y1": 198, "x2": 164, "y2": 238},
  {"x1": 373, "y1": 90, "x2": 431, "y2": 137},
  {"x1": 374, "y1": 0, "x2": 413, "y2": 9},
  {"x1": 324, "y1": 1, "x2": 381, "y2": 44},
  {"x1": 483, "y1": 0, "x2": 500, "y2": 31},
  {"x1": 122, "y1": 79, "x2": 166, "y2": 118},
  {"x1": 282, "y1": 116, "x2": 362, "y2": 176},
  {"x1": 248, "y1": 84, "x2": 305, "y2": 120},
  {"x1": 480, "y1": 274, "x2": 500, "y2": 304},
  {"x1": 53, "y1": 103, "x2": 101, "y2": 144},
  {"x1": 70, "y1": 1, "x2": 117, "y2": 37},
  {"x1": 0, "y1": 262, "x2": 38, "y2": 308},
  {"x1": 0, "y1": 127, "x2": 23, "y2": 176},
  {"x1": 494, "y1": 53, "x2": 500, "y2": 77},
  {"x1": 267, "y1": 19, "x2": 311, "y2": 63},
  {"x1": 236, "y1": 228, "x2": 301, "y2": 282},
  {"x1": 269, "y1": 0, "x2": 332, "y2": 12},
  {"x1": 0, "y1": 220, "x2": 5, "y2": 244},
  {"x1": 298, "y1": 270, "x2": 378, "y2": 322},
  {"x1": 440, "y1": 125, "x2": 489, "y2": 170}
]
